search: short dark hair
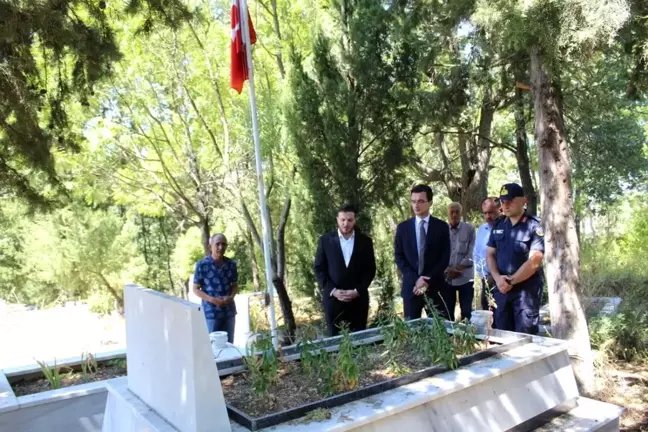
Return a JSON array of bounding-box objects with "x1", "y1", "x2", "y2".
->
[
  {"x1": 411, "y1": 184, "x2": 433, "y2": 202},
  {"x1": 337, "y1": 203, "x2": 357, "y2": 215},
  {"x1": 481, "y1": 197, "x2": 500, "y2": 207}
]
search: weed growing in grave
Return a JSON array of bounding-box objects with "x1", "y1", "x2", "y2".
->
[
  {"x1": 354, "y1": 342, "x2": 370, "y2": 371},
  {"x1": 316, "y1": 348, "x2": 337, "y2": 396},
  {"x1": 244, "y1": 333, "x2": 280, "y2": 395},
  {"x1": 453, "y1": 320, "x2": 479, "y2": 357},
  {"x1": 381, "y1": 313, "x2": 409, "y2": 352},
  {"x1": 424, "y1": 298, "x2": 460, "y2": 369},
  {"x1": 80, "y1": 351, "x2": 98, "y2": 381},
  {"x1": 409, "y1": 319, "x2": 437, "y2": 363},
  {"x1": 36, "y1": 359, "x2": 65, "y2": 389},
  {"x1": 386, "y1": 357, "x2": 412, "y2": 376},
  {"x1": 333, "y1": 326, "x2": 359, "y2": 392},
  {"x1": 296, "y1": 325, "x2": 319, "y2": 376},
  {"x1": 108, "y1": 358, "x2": 127, "y2": 369}
]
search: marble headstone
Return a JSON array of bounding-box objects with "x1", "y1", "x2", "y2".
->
[{"x1": 124, "y1": 284, "x2": 231, "y2": 432}]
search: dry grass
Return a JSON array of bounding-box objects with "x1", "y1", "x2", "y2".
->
[{"x1": 591, "y1": 354, "x2": 648, "y2": 431}]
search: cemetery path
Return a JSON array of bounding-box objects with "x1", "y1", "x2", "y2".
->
[{"x1": 0, "y1": 302, "x2": 125, "y2": 369}]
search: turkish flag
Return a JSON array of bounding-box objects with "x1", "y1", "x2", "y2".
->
[{"x1": 231, "y1": 0, "x2": 257, "y2": 93}]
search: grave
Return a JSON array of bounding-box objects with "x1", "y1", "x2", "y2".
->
[
  {"x1": 101, "y1": 285, "x2": 624, "y2": 432},
  {"x1": 102, "y1": 285, "x2": 231, "y2": 432}
]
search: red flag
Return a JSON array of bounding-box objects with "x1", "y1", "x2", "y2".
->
[{"x1": 231, "y1": 0, "x2": 257, "y2": 93}]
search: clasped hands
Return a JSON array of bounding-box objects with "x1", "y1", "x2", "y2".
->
[
  {"x1": 444, "y1": 267, "x2": 462, "y2": 280},
  {"x1": 332, "y1": 289, "x2": 360, "y2": 302},
  {"x1": 413, "y1": 276, "x2": 430, "y2": 296},
  {"x1": 210, "y1": 295, "x2": 234, "y2": 307},
  {"x1": 495, "y1": 274, "x2": 516, "y2": 294}
]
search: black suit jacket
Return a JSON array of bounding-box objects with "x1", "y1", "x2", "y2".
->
[
  {"x1": 394, "y1": 216, "x2": 450, "y2": 300},
  {"x1": 313, "y1": 231, "x2": 376, "y2": 305}
]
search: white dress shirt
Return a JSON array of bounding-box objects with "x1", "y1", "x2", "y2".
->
[
  {"x1": 338, "y1": 229, "x2": 355, "y2": 267},
  {"x1": 331, "y1": 230, "x2": 356, "y2": 297}
]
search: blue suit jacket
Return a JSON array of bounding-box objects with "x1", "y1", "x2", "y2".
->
[{"x1": 394, "y1": 215, "x2": 450, "y2": 300}]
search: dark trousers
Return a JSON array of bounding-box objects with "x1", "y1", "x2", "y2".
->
[
  {"x1": 324, "y1": 297, "x2": 369, "y2": 337},
  {"x1": 206, "y1": 314, "x2": 236, "y2": 343},
  {"x1": 493, "y1": 284, "x2": 542, "y2": 335},
  {"x1": 480, "y1": 277, "x2": 496, "y2": 311},
  {"x1": 403, "y1": 288, "x2": 451, "y2": 320},
  {"x1": 444, "y1": 282, "x2": 474, "y2": 322}
]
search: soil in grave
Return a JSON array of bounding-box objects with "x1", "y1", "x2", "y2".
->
[
  {"x1": 11, "y1": 359, "x2": 127, "y2": 396},
  {"x1": 222, "y1": 335, "x2": 490, "y2": 419}
]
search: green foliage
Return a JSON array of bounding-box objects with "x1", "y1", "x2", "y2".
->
[
  {"x1": 333, "y1": 327, "x2": 360, "y2": 392},
  {"x1": 315, "y1": 348, "x2": 337, "y2": 396},
  {"x1": 0, "y1": 0, "x2": 191, "y2": 204},
  {"x1": 171, "y1": 227, "x2": 206, "y2": 281},
  {"x1": 244, "y1": 333, "x2": 280, "y2": 395},
  {"x1": 589, "y1": 309, "x2": 648, "y2": 362},
  {"x1": 296, "y1": 325, "x2": 320, "y2": 375},
  {"x1": 453, "y1": 321, "x2": 480, "y2": 357},
  {"x1": 80, "y1": 352, "x2": 98, "y2": 382},
  {"x1": 36, "y1": 360, "x2": 65, "y2": 390},
  {"x1": 581, "y1": 196, "x2": 648, "y2": 361},
  {"x1": 288, "y1": 0, "x2": 423, "y2": 233}
]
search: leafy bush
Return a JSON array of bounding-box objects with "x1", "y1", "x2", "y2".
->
[
  {"x1": 88, "y1": 291, "x2": 117, "y2": 315},
  {"x1": 589, "y1": 310, "x2": 648, "y2": 362}
]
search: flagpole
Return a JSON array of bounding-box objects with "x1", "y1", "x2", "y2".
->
[{"x1": 239, "y1": 0, "x2": 279, "y2": 350}]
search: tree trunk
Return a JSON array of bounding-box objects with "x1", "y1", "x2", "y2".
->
[
  {"x1": 246, "y1": 229, "x2": 261, "y2": 292},
  {"x1": 530, "y1": 45, "x2": 595, "y2": 394},
  {"x1": 96, "y1": 272, "x2": 124, "y2": 315},
  {"x1": 240, "y1": 198, "x2": 297, "y2": 343},
  {"x1": 513, "y1": 69, "x2": 538, "y2": 215},
  {"x1": 463, "y1": 92, "x2": 495, "y2": 214},
  {"x1": 199, "y1": 216, "x2": 210, "y2": 256}
]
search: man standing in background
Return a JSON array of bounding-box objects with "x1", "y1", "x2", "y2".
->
[
  {"x1": 474, "y1": 198, "x2": 501, "y2": 310},
  {"x1": 193, "y1": 234, "x2": 238, "y2": 343},
  {"x1": 487, "y1": 183, "x2": 544, "y2": 334},
  {"x1": 445, "y1": 203, "x2": 475, "y2": 321},
  {"x1": 314, "y1": 204, "x2": 376, "y2": 336},
  {"x1": 395, "y1": 184, "x2": 451, "y2": 319}
]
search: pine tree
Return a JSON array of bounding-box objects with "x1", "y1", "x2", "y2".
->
[
  {"x1": 287, "y1": 0, "x2": 423, "y2": 234},
  {"x1": 0, "y1": 0, "x2": 190, "y2": 205}
]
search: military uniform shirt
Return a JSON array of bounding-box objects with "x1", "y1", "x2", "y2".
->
[{"x1": 487, "y1": 213, "x2": 545, "y2": 290}]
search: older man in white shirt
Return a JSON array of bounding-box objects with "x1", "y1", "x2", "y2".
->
[{"x1": 445, "y1": 202, "x2": 476, "y2": 321}]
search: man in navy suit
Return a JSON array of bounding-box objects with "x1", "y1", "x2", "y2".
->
[
  {"x1": 394, "y1": 184, "x2": 451, "y2": 320},
  {"x1": 314, "y1": 204, "x2": 377, "y2": 336}
]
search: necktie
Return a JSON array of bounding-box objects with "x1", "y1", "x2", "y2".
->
[{"x1": 418, "y1": 220, "x2": 426, "y2": 274}]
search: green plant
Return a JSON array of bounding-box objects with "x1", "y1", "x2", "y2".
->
[
  {"x1": 381, "y1": 314, "x2": 409, "y2": 352},
  {"x1": 243, "y1": 333, "x2": 280, "y2": 395},
  {"x1": 80, "y1": 351, "x2": 98, "y2": 381},
  {"x1": 453, "y1": 320, "x2": 479, "y2": 357},
  {"x1": 386, "y1": 358, "x2": 411, "y2": 376},
  {"x1": 333, "y1": 327, "x2": 360, "y2": 392},
  {"x1": 425, "y1": 298, "x2": 459, "y2": 369},
  {"x1": 589, "y1": 311, "x2": 648, "y2": 362},
  {"x1": 107, "y1": 358, "x2": 127, "y2": 370},
  {"x1": 296, "y1": 328, "x2": 319, "y2": 376},
  {"x1": 409, "y1": 319, "x2": 437, "y2": 363},
  {"x1": 316, "y1": 348, "x2": 337, "y2": 396},
  {"x1": 36, "y1": 360, "x2": 64, "y2": 390}
]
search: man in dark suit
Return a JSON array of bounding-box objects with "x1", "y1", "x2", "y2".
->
[
  {"x1": 314, "y1": 204, "x2": 377, "y2": 336},
  {"x1": 395, "y1": 184, "x2": 451, "y2": 320}
]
